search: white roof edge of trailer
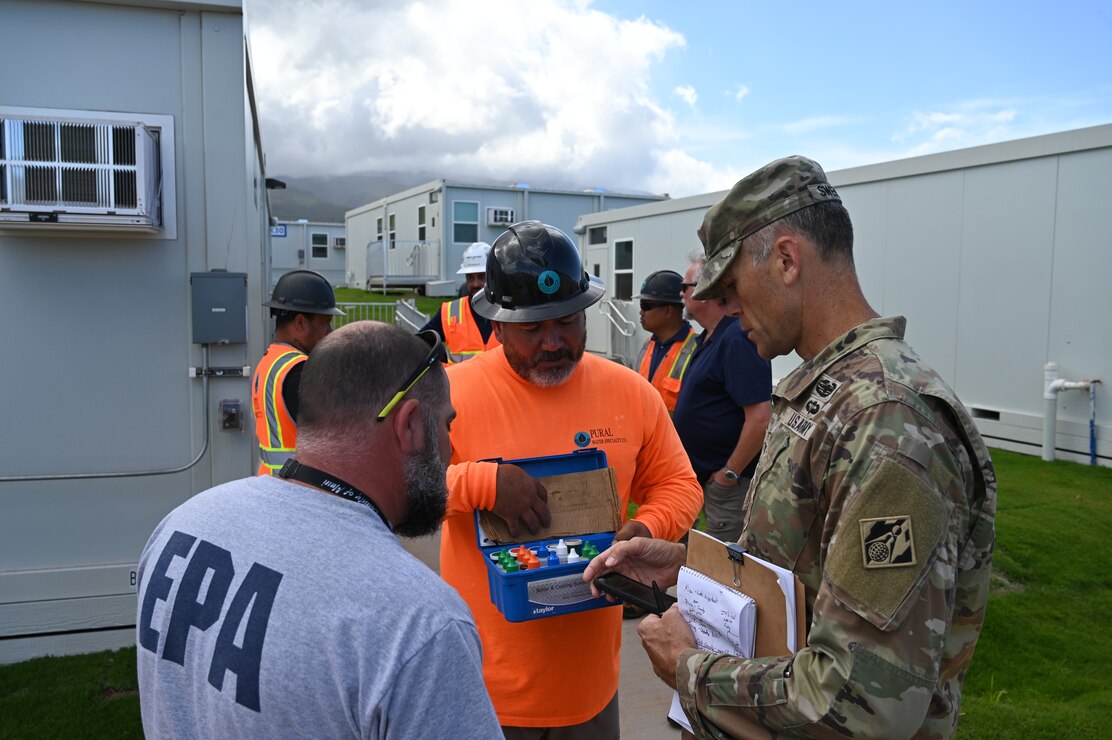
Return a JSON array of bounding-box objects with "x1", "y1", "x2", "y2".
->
[
  {"x1": 346, "y1": 179, "x2": 446, "y2": 219},
  {"x1": 829, "y1": 123, "x2": 1112, "y2": 186},
  {"x1": 577, "y1": 123, "x2": 1112, "y2": 229},
  {"x1": 71, "y1": 0, "x2": 243, "y2": 12},
  {"x1": 577, "y1": 189, "x2": 727, "y2": 227}
]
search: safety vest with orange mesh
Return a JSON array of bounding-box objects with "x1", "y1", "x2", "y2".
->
[
  {"x1": 634, "y1": 327, "x2": 699, "y2": 412},
  {"x1": 251, "y1": 343, "x2": 306, "y2": 475},
  {"x1": 441, "y1": 297, "x2": 500, "y2": 363}
]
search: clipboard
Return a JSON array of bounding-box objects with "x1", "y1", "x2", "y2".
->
[{"x1": 686, "y1": 529, "x2": 806, "y2": 658}]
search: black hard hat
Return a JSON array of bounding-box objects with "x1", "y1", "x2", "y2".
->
[
  {"x1": 471, "y1": 220, "x2": 605, "y2": 322},
  {"x1": 264, "y1": 269, "x2": 344, "y2": 316},
  {"x1": 634, "y1": 270, "x2": 684, "y2": 304}
]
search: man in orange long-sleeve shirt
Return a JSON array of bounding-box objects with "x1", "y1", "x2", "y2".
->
[{"x1": 441, "y1": 220, "x2": 702, "y2": 738}]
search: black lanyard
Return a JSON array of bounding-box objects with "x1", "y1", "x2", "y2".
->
[{"x1": 277, "y1": 459, "x2": 391, "y2": 530}]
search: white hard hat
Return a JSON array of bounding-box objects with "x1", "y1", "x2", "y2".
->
[{"x1": 457, "y1": 242, "x2": 492, "y2": 274}]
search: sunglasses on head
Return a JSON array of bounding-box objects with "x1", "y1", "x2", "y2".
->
[{"x1": 376, "y1": 330, "x2": 446, "y2": 421}]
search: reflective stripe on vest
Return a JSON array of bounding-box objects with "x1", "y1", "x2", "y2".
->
[
  {"x1": 253, "y1": 347, "x2": 304, "y2": 474},
  {"x1": 636, "y1": 327, "x2": 699, "y2": 412},
  {"x1": 636, "y1": 328, "x2": 698, "y2": 382},
  {"x1": 634, "y1": 342, "x2": 650, "y2": 373},
  {"x1": 666, "y1": 330, "x2": 700, "y2": 380},
  {"x1": 442, "y1": 298, "x2": 499, "y2": 363}
]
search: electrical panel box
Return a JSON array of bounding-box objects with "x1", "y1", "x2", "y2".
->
[{"x1": 190, "y1": 272, "x2": 247, "y2": 344}]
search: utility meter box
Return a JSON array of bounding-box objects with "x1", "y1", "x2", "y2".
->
[{"x1": 190, "y1": 271, "x2": 248, "y2": 344}]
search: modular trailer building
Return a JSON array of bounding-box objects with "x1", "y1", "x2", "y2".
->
[
  {"x1": 346, "y1": 179, "x2": 666, "y2": 295},
  {"x1": 575, "y1": 124, "x2": 1112, "y2": 468},
  {"x1": 1, "y1": 0, "x2": 274, "y2": 662},
  {"x1": 268, "y1": 220, "x2": 347, "y2": 290}
]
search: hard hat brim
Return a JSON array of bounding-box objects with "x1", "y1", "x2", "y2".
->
[
  {"x1": 632, "y1": 293, "x2": 684, "y2": 304},
  {"x1": 471, "y1": 276, "x2": 606, "y2": 323},
  {"x1": 264, "y1": 300, "x2": 345, "y2": 316}
]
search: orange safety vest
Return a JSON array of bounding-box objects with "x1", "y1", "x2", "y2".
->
[
  {"x1": 441, "y1": 297, "x2": 500, "y2": 363},
  {"x1": 251, "y1": 343, "x2": 306, "y2": 475},
  {"x1": 635, "y1": 327, "x2": 699, "y2": 412}
]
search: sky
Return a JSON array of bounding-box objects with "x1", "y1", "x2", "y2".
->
[{"x1": 245, "y1": 0, "x2": 1112, "y2": 198}]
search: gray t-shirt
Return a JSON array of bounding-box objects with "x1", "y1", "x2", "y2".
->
[{"x1": 136, "y1": 475, "x2": 501, "y2": 739}]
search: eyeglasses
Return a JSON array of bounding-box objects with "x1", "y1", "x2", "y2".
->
[
  {"x1": 680, "y1": 282, "x2": 697, "y2": 292},
  {"x1": 640, "y1": 300, "x2": 671, "y2": 312},
  {"x1": 376, "y1": 330, "x2": 446, "y2": 421}
]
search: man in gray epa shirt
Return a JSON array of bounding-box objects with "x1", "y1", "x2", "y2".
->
[{"x1": 136, "y1": 322, "x2": 501, "y2": 739}]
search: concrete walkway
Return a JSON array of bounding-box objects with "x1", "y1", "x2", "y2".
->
[{"x1": 402, "y1": 529, "x2": 682, "y2": 739}]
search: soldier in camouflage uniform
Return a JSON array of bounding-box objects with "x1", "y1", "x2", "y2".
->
[{"x1": 584, "y1": 156, "x2": 996, "y2": 739}]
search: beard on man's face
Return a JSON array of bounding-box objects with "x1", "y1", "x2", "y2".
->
[
  {"x1": 502, "y1": 336, "x2": 586, "y2": 388},
  {"x1": 393, "y1": 409, "x2": 449, "y2": 538}
]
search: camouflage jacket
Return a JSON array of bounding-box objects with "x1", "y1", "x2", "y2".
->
[{"x1": 676, "y1": 316, "x2": 997, "y2": 739}]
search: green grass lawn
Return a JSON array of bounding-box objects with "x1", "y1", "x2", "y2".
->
[
  {"x1": 2, "y1": 450, "x2": 1109, "y2": 738},
  {"x1": 955, "y1": 451, "x2": 1112, "y2": 738},
  {"x1": 333, "y1": 286, "x2": 453, "y2": 317}
]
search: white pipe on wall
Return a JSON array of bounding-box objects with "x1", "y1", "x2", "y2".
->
[{"x1": 1043, "y1": 361, "x2": 1101, "y2": 462}]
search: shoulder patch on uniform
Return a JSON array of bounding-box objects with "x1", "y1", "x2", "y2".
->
[
  {"x1": 799, "y1": 374, "x2": 841, "y2": 417},
  {"x1": 825, "y1": 452, "x2": 950, "y2": 630},
  {"x1": 859, "y1": 516, "x2": 916, "y2": 568},
  {"x1": 812, "y1": 374, "x2": 841, "y2": 400}
]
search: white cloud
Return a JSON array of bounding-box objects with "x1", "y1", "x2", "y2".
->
[
  {"x1": 644, "y1": 148, "x2": 738, "y2": 198},
  {"x1": 674, "y1": 85, "x2": 698, "y2": 109},
  {"x1": 780, "y1": 115, "x2": 855, "y2": 135},
  {"x1": 729, "y1": 84, "x2": 750, "y2": 102},
  {"x1": 890, "y1": 102, "x2": 1019, "y2": 155},
  {"x1": 245, "y1": 0, "x2": 736, "y2": 194}
]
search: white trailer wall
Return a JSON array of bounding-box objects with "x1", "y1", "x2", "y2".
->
[
  {"x1": 577, "y1": 125, "x2": 1112, "y2": 466},
  {"x1": 0, "y1": 0, "x2": 269, "y2": 662}
]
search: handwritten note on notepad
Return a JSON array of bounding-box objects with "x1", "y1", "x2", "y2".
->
[
  {"x1": 677, "y1": 566, "x2": 756, "y2": 658},
  {"x1": 669, "y1": 566, "x2": 757, "y2": 731}
]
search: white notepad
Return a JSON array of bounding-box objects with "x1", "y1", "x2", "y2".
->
[
  {"x1": 668, "y1": 565, "x2": 756, "y2": 730},
  {"x1": 676, "y1": 565, "x2": 756, "y2": 656}
]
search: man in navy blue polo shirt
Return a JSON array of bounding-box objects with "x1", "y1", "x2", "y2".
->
[{"x1": 672, "y1": 255, "x2": 772, "y2": 542}]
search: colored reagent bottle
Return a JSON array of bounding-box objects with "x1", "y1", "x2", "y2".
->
[
  {"x1": 556, "y1": 539, "x2": 569, "y2": 564},
  {"x1": 566, "y1": 548, "x2": 581, "y2": 564}
]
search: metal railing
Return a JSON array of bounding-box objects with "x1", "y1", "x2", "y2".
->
[
  {"x1": 334, "y1": 302, "x2": 398, "y2": 326},
  {"x1": 394, "y1": 299, "x2": 429, "y2": 332},
  {"x1": 365, "y1": 239, "x2": 441, "y2": 289},
  {"x1": 332, "y1": 301, "x2": 430, "y2": 332},
  {"x1": 599, "y1": 298, "x2": 636, "y2": 337}
]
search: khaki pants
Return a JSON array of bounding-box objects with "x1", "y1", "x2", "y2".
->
[{"x1": 701, "y1": 476, "x2": 750, "y2": 543}]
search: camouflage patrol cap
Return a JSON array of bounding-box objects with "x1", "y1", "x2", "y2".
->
[{"x1": 693, "y1": 156, "x2": 841, "y2": 300}]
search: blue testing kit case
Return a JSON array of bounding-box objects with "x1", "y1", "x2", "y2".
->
[{"x1": 475, "y1": 448, "x2": 621, "y2": 622}]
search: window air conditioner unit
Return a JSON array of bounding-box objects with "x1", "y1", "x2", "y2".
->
[
  {"x1": 0, "y1": 114, "x2": 163, "y2": 232},
  {"x1": 487, "y1": 207, "x2": 514, "y2": 226}
]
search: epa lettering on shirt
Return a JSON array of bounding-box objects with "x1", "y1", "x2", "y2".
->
[{"x1": 138, "y1": 530, "x2": 284, "y2": 712}]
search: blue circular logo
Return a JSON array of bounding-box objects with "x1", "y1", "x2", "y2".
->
[
  {"x1": 538, "y1": 270, "x2": 561, "y2": 295},
  {"x1": 573, "y1": 431, "x2": 591, "y2": 448}
]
